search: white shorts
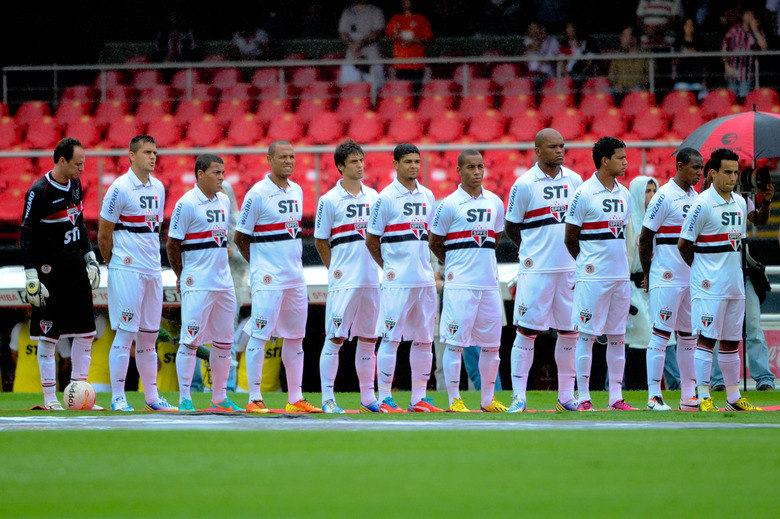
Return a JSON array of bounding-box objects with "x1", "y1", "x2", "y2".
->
[
  {"x1": 180, "y1": 289, "x2": 237, "y2": 347},
  {"x1": 572, "y1": 279, "x2": 630, "y2": 336},
  {"x1": 107, "y1": 269, "x2": 162, "y2": 333},
  {"x1": 513, "y1": 271, "x2": 575, "y2": 331},
  {"x1": 440, "y1": 288, "x2": 502, "y2": 348},
  {"x1": 244, "y1": 286, "x2": 308, "y2": 340},
  {"x1": 692, "y1": 297, "x2": 745, "y2": 341},
  {"x1": 326, "y1": 287, "x2": 380, "y2": 340},
  {"x1": 649, "y1": 286, "x2": 692, "y2": 334},
  {"x1": 376, "y1": 285, "x2": 436, "y2": 343}
]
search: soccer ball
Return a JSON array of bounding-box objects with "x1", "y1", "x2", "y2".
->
[{"x1": 64, "y1": 381, "x2": 97, "y2": 410}]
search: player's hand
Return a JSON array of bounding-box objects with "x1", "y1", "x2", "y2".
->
[
  {"x1": 176, "y1": 277, "x2": 181, "y2": 294},
  {"x1": 85, "y1": 251, "x2": 100, "y2": 290},
  {"x1": 642, "y1": 274, "x2": 649, "y2": 293},
  {"x1": 25, "y1": 268, "x2": 49, "y2": 307}
]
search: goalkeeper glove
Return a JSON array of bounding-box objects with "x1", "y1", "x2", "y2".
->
[
  {"x1": 25, "y1": 268, "x2": 49, "y2": 307},
  {"x1": 85, "y1": 251, "x2": 100, "y2": 290}
]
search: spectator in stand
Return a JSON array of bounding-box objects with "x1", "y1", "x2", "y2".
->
[
  {"x1": 228, "y1": 20, "x2": 270, "y2": 61},
  {"x1": 560, "y1": 22, "x2": 597, "y2": 91},
  {"x1": 673, "y1": 17, "x2": 707, "y2": 100},
  {"x1": 523, "y1": 21, "x2": 561, "y2": 92},
  {"x1": 636, "y1": 0, "x2": 682, "y2": 50},
  {"x1": 153, "y1": 9, "x2": 200, "y2": 62},
  {"x1": 385, "y1": 0, "x2": 432, "y2": 94},
  {"x1": 338, "y1": 1, "x2": 386, "y2": 88},
  {"x1": 608, "y1": 26, "x2": 650, "y2": 103},
  {"x1": 722, "y1": 6, "x2": 769, "y2": 101}
]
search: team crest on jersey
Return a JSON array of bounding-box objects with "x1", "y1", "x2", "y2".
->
[
  {"x1": 608, "y1": 219, "x2": 623, "y2": 238},
  {"x1": 212, "y1": 229, "x2": 227, "y2": 246},
  {"x1": 186, "y1": 320, "x2": 200, "y2": 338},
  {"x1": 39, "y1": 320, "x2": 53, "y2": 334},
  {"x1": 145, "y1": 214, "x2": 159, "y2": 232},
  {"x1": 585, "y1": 264, "x2": 595, "y2": 274},
  {"x1": 447, "y1": 272, "x2": 454, "y2": 281},
  {"x1": 701, "y1": 313, "x2": 713, "y2": 328},
  {"x1": 662, "y1": 271, "x2": 673, "y2": 281},
  {"x1": 355, "y1": 221, "x2": 367, "y2": 238},
  {"x1": 410, "y1": 221, "x2": 426, "y2": 239},
  {"x1": 333, "y1": 316, "x2": 343, "y2": 328},
  {"x1": 518, "y1": 304, "x2": 528, "y2": 317},
  {"x1": 471, "y1": 228, "x2": 489, "y2": 246},
  {"x1": 447, "y1": 321, "x2": 459, "y2": 335},
  {"x1": 255, "y1": 316, "x2": 268, "y2": 331},
  {"x1": 701, "y1": 279, "x2": 711, "y2": 290},
  {"x1": 263, "y1": 275, "x2": 272, "y2": 284},
  {"x1": 121, "y1": 308, "x2": 134, "y2": 323},
  {"x1": 386, "y1": 271, "x2": 396, "y2": 281},
  {"x1": 333, "y1": 270, "x2": 343, "y2": 280},
  {"x1": 123, "y1": 256, "x2": 133, "y2": 265},
  {"x1": 550, "y1": 203, "x2": 567, "y2": 222},
  {"x1": 286, "y1": 220, "x2": 300, "y2": 238},
  {"x1": 523, "y1": 258, "x2": 533, "y2": 268},
  {"x1": 66, "y1": 206, "x2": 80, "y2": 225},
  {"x1": 185, "y1": 276, "x2": 194, "y2": 287},
  {"x1": 41, "y1": 264, "x2": 51, "y2": 274},
  {"x1": 580, "y1": 309, "x2": 592, "y2": 323},
  {"x1": 728, "y1": 232, "x2": 741, "y2": 251},
  {"x1": 385, "y1": 318, "x2": 396, "y2": 332},
  {"x1": 659, "y1": 307, "x2": 673, "y2": 322}
]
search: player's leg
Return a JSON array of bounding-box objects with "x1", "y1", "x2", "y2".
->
[
  {"x1": 692, "y1": 297, "x2": 719, "y2": 410},
  {"x1": 36, "y1": 337, "x2": 61, "y2": 409},
  {"x1": 572, "y1": 281, "x2": 608, "y2": 410},
  {"x1": 438, "y1": 288, "x2": 476, "y2": 411},
  {"x1": 203, "y1": 290, "x2": 239, "y2": 411},
  {"x1": 645, "y1": 287, "x2": 676, "y2": 410},
  {"x1": 244, "y1": 289, "x2": 283, "y2": 412},
  {"x1": 176, "y1": 290, "x2": 203, "y2": 410},
  {"x1": 716, "y1": 299, "x2": 759, "y2": 410},
  {"x1": 350, "y1": 288, "x2": 380, "y2": 411},
  {"x1": 277, "y1": 286, "x2": 320, "y2": 412},
  {"x1": 552, "y1": 272, "x2": 578, "y2": 410},
  {"x1": 674, "y1": 288, "x2": 698, "y2": 410},
  {"x1": 510, "y1": 273, "x2": 549, "y2": 411},
  {"x1": 64, "y1": 271, "x2": 98, "y2": 386},
  {"x1": 107, "y1": 269, "x2": 141, "y2": 411},
  {"x1": 137, "y1": 274, "x2": 174, "y2": 411},
  {"x1": 407, "y1": 286, "x2": 442, "y2": 412},
  {"x1": 374, "y1": 286, "x2": 408, "y2": 412},
  {"x1": 320, "y1": 288, "x2": 349, "y2": 412},
  {"x1": 604, "y1": 280, "x2": 634, "y2": 410},
  {"x1": 473, "y1": 290, "x2": 505, "y2": 412}
]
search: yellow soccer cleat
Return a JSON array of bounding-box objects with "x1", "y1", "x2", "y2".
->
[
  {"x1": 725, "y1": 397, "x2": 762, "y2": 411},
  {"x1": 246, "y1": 399, "x2": 269, "y2": 414},
  {"x1": 698, "y1": 397, "x2": 719, "y2": 412},
  {"x1": 285, "y1": 398, "x2": 323, "y2": 413},
  {"x1": 447, "y1": 397, "x2": 471, "y2": 413},
  {"x1": 481, "y1": 397, "x2": 508, "y2": 413}
]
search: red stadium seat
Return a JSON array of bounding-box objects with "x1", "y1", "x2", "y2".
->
[
  {"x1": 170, "y1": 69, "x2": 202, "y2": 91},
  {"x1": 427, "y1": 110, "x2": 465, "y2": 142},
  {"x1": 212, "y1": 68, "x2": 243, "y2": 90},
  {"x1": 92, "y1": 70, "x2": 125, "y2": 90},
  {"x1": 490, "y1": 63, "x2": 519, "y2": 86},
  {"x1": 182, "y1": 114, "x2": 224, "y2": 147},
  {"x1": 23, "y1": 116, "x2": 61, "y2": 149},
  {"x1": 565, "y1": 148, "x2": 593, "y2": 171},
  {"x1": 538, "y1": 93, "x2": 574, "y2": 119},
  {"x1": 716, "y1": 103, "x2": 744, "y2": 119},
  {"x1": 265, "y1": 112, "x2": 304, "y2": 143},
  {"x1": 459, "y1": 95, "x2": 494, "y2": 122},
  {"x1": 65, "y1": 115, "x2": 103, "y2": 147},
  {"x1": 581, "y1": 76, "x2": 610, "y2": 94},
  {"x1": 541, "y1": 76, "x2": 575, "y2": 96},
  {"x1": 174, "y1": 99, "x2": 209, "y2": 125},
  {"x1": 421, "y1": 79, "x2": 458, "y2": 97},
  {"x1": 461, "y1": 79, "x2": 495, "y2": 96},
  {"x1": 345, "y1": 111, "x2": 384, "y2": 143},
  {"x1": 335, "y1": 96, "x2": 372, "y2": 123},
  {"x1": 214, "y1": 98, "x2": 252, "y2": 125},
  {"x1": 660, "y1": 90, "x2": 696, "y2": 114},
  {"x1": 299, "y1": 81, "x2": 336, "y2": 101},
  {"x1": 295, "y1": 97, "x2": 332, "y2": 124},
  {"x1": 464, "y1": 109, "x2": 505, "y2": 142},
  {"x1": 552, "y1": 107, "x2": 586, "y2": 140},
  {"x1": 588, "y1": 107, "x2": 627, "y2": 137},
  {"x1": 417, "y1": 94, "x2": 455, "y2": 123},
  {"x1": 103, "y1": 115, "x2": 142, "y2": 148},
  {"x1": 221, "y1": 82, "x2": 256, "y2": 102},
  {"x1": 105, "y1": 85, "x2": 134, "y2": 106},
  {"x1": 0, "y1": 116, "x2": 21, "y2": 147},
  {"x1": 305, "y1": 112, "x2": 344, "y2": 145},
  {"x1": 377, "y1": 95, "x2": 414, "y2": 120},
  {"x1": 386, "y1": 111, "x2": 424, "y2": 142},
  {"x1": 700, "y1": 88, "x2": 736, "y2": 118},
  {"x1": 55, "y1": 100, "x2": 89, "y2": 126},
  {"x1": 148, "y1": 114, "x2": 183, "y2": 147},
  {"x1": 502, "y1": 78, "x2": 534, "y2": 96},
  {"x1": 15, "y1": 101, "x2": 51, "y2": 129},
  {"x1": 290, "y1": 67, "x2": 319, "y2": 88},
  {"x1": 379, "y1": 80, "x2": 414, "y2": 98},
  {"x1": 630, "y1": 107, "x2": 668, "y2": 140},
  {"x1": 499, "y1": 94, "x2": 534, "y2": 117},
  {"x1": 256, "y1": 97, "x2": 292, "y2": 125},
  {"x1": 744, "y1": 87, "x2": 779, "y2": 112},
  {"x1": 453, "y1": 63, "x2": 487, "y2": 84},
  {"x1": 669, "y1": 106, "x2": 705, "y2": 138},
  {"x1": 506, "y1": 108, "x2": 546, "y2": 141},
  {"x1": 225, "y1": 114, "x2": 264, "y2": 146},
  {"x1": 93, "y1": 100, "x2": 131, "y2": 128},
  {"x1": 579, "y1": 92, "x2": 615, "y2": 123},
  {"x1": 61, "y1": 85, "x2": 98, "y2": 106},
  {"x1": 340, "y1": 81, "x2": 372, "y2": 99},
  {"x1": 620, "y1": 90, "x2": 656, "y2": 121},
  {"x1": 134, "y1": 99, "x2": 168, "y2": 127},
  {"x1": 131, "y1": 69, "x2": 164, "y2": 91},
  {"x1": 256, "y1": 83, "x2": 291, "y2": 101},
  {"x1": 250, "y1": 68, "x2": 279, "y2": 89}
]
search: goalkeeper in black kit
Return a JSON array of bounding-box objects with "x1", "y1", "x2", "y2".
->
[{"x1": 19, "y1": 137, "x2": 101, "y2": 410}]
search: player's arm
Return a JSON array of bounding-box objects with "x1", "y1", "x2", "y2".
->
[
  {"x1": 166, "y1": 237, "x2": 184, "y2": 292},
  {"x1": 313, "y1": 198, "x2": 333, "y2": 268},
  {"x1": 564, "y1": 223, "x2": 581, "y2": 260},
  {"x1": 97, "y1": 216, "x2": 115, "y2": 265},
  {"x1": 494, "y1": 231, "x2": 503, "y2": 248},
  {"x1": 365, "y1": 232, "x2": 383, "y2": 268},
  {"x1": 503, "y1": 182, "x2": 526, "y2": 248},
  {"x1": 677, "y1": 238, "x2": 694, "y2": 266},
  {"x1": 234, "y1": 231, "x2": 252, "y2": 263},
  {"x1": 19, "y1": 187, "x2": 49, "y2": 306},
  {"x1": 638, "y1": 226, "x2": 656, "y2": 292},
  {"x1": 314, "y1": 239, "x2": 332, "y2": 268},
  {"x1": 504, "y1": 222, "x2": 522, "y2": 248},
  {"x1": 428, "y1": 233, "x2": 446, "y2": 264}
]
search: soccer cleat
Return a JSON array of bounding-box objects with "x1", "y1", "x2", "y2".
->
[
  {"x1": 285, "y1": 398, "x2": 323, "y2": 413},
  {"x1": 679, "y1": 397, "x2": 700, "y2": 411},
  {"x1": 209, "y1": 398, "x2": 243, "y2": 412},
  {"x1": 408, "y1": 397, "x2": 444, "y2": 412},
  {"x1": 698, "y1": 397, "x2": 719, "y2": 412},
  {"x1": 647, "y1": 396, "x2": 672, "y2": 411},
  {"x1": 359, "y1": 401, "x2": 381, "y2": 413},
  {"x1": 45, "y1": 400, "x2": 64, "y2": 411},
  {"x1": 507, "y1": 397, "x2": 527, "y2": 413},
  {"x1": 145, "y1": 397, "x2": 178, "y2": 412},
  {"x1": 246, "y1": 399, "x2": 269, "y2": 414},
  {"x1": 481, "y1": 397, "x2": 508, "y2": 413},
  {"x1": 577, "y1": 400, "x2": 595, "y2": 411},
  {"x1": 711, "y1": 384, "x2": 726, "y2": 392},
  {"x1": 111, "y1": 396, "x2": 134, "y2": 412},
  {"x1": 609, "y1": 399, "x2": 638, "y2": 411},
  {"x1": 556, "y1": 399, "x2": 579, "y2": 412},
  {"x1": 379, "y1": 397, "x2": 405, "y2": 413},
  {"x1": 448, "y1": 397, "x2": 471, "y2": 413},
  {"x1": 322, "y1": 399, "x2": 345, "y2": 414},
  {"x1": 179, "y1": 398, "x2": 196, "y2": 412},
  {"x1": 725, "y1": 397, "x2": 762, "y2": 411}
]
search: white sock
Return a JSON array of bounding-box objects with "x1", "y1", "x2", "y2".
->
[
  {"x1": 575, "y1": 333, "x2": 595, "y2": 402},
  {"x1": 676, "y1": 334, "x2": 697, "y2": 401},
  {"x1": 210, "y1": 342, "x2": 232, "y2": 403},
  {"x1": 245, "y1": 336, "x2": 266, "y2": 402},
  {"x1": 37, "y1": 339, "x2": 57, "y2": 404},
  {"x1": 319, "y1": 338, "x2": 341, "y2": 403},
  {"x1": 646, "y1": 330, "x2": 670, "y2": 399},
  {"x1": 281, "y1": 338, "x2": 304, "y2": 404},
  {"x1": 554, "y1": 332, "x2": 578, "y2": 403},
  {"x1": 410, "y1": 341, "x2": 433, "y2": 403},
  {"x1": 135, "y1": 330, "x2": 159, "y2": 403},
  {"x1": 510, "y1": 330, "x2": 536, "y2": 400},
  {"x1": 718, "y1": 349, "x2": 742, "y2": 403},
  {"x1": 376, "y1": 340, "x2": 399, "y2": 401},
  {"x1": 70, "y1": 335, "x2": 94, "y2": 382},
  {"x1": 355, "y1": 339, "x2": 377, "y2": 405},
  {"x1": 176, "y1": 343, "x2": 198, "y2": 402},
  {"x1": 109, "y1": 329, "x2": 136, "y2": 401},
  {"x1": 694, "y1": 346, "x2": 714, "y2": 399},
  {"x1": 606, "y1": 334, "x2": 626, "y2": 405},
  {"x1": 443, "y1": 345, "x2": 463, "y2": 405},
  {"x1": 479, "y1": 347, "x2": 501, "y2": 408}
]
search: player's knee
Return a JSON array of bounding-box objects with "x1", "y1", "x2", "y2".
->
[{"x1": 357, "y1": 336, "x2": 377, "y2": 344}]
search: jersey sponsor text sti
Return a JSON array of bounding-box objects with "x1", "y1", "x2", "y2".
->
[
  {"x1": 100, "y1": 168, "x2": 165, "y2": 275},
  {"x1": 431, "y1": 185, "x2": 504, "y2": 289},
  {"x1": 367, "y1": 179, "x2": 436, "y2": 287},
  {"x1": 236, "y1": 174, "x2": 304, "y2": 291},
  {"x1": 505, "y1": 164, "x2": 582, "y2": 272},
  {"x1": 566, "y1": 173, "x2": 630, "y2": 281},
  {"x1": 314, "y1": 180, "x2": 380, "y2": 290},
  {"x1": 167, "y1": 185, "x2": 233, "y2": 293},
  {"x1": 680, "y1": 186, "x2": 747, "y2": 300}
]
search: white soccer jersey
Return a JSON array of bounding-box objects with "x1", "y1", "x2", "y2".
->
[
  {"x1": 566, "y1": 173, "x2": 630, "y2": 281},
  {"x1": 367, "y1": 179, "x2": 436, "y2": 288},
  {"x1": 100, "y1": 168, "x2": 165, "y2": 275},
  {"x1": 505, "y1": 164, "x2": 583, "y2": 272},
  {"x1": 236, "y1": 174, "x2": 305, "y2": 291},
  {"x1": 430, "y1": 185, "x2": 504, "y2": 290},
  {"x1": 642, "y1": 180, "x2": 697, "y2": 288},
  {"x1": 167, "y1": 185, "x2": 233, "y2": 293},
  {"x1": 314, "y1": 180, "x2": 380, "y2": 290},
  {"x1": 680, "y1": 186, "x2": 747, "y2": 300}
]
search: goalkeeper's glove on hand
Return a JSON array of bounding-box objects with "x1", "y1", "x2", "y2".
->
[
  {"x1": 25, "y1": 268, "x2": 49, "y2": 307},
  {"x1": 85, "y1": 251, "x2": 100, "y2": 290}
]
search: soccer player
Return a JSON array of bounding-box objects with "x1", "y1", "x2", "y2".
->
[
  {"x1": 678, "y1": 148, "x2": 761, "y2": 411},
  {"x1": 234, "y1": 140, "x2": 321, "y2": 413},
  {"x1": 314, "y1": 140, "x2": 381, "y2": 413},
  {"x1": 98, "y1": 135, "x2": 176, "y2": 412},
  {"x1": 166, "y1": 154, "x2": 240, "y2": 412},
  {"x1": 366, "y1": 143, "x2": 442, "y2": 413},
  {"x1": 504, "y1": 128, "x2": 583, "y2": 412},
  {"x1": 564, "y1": 136, "x2": 636, "y2": 411},
  {"x1": 429, "y1": 149, "x2": 507, "y2": 413},
  {"x1": 638, "y1": 147, "x2": 703, "y2": 411},
  {"x1": 20, "y1": 137, "x2": 100, "y2": 410}
]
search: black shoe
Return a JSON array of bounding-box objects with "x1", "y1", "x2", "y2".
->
[
  {"x1": 757, "y1": 384, "x2": 774, "y2": 391},
  {"x1": 711, "y1": 384, "x2": 726, "y2": 392}
]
